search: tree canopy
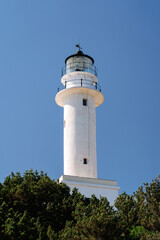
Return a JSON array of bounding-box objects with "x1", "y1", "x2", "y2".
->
[{"x1": 0, "y1": 170, "x2": 159, "y2": 240}]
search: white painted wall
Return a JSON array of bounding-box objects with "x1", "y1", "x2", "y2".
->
[
  {"x1": 64, "y1": 93, "x2": 97, "y2": 178},
  {"x1": 61, "y1": 71, "x2": 98, "y2": 86},
  {"x1": 68, "y1": 183, "x2": 119, "y2": 206},
  {"x1": 59, "y1": 175, "x2": 120, "y2": 206},
  {"x1": 55, "y1": 69, "x2": 104, "y2": 179}
]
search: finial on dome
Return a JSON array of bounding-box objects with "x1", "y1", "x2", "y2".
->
[
  {"x1": 75, "y1": 44, "x2": 83, "y2": 55},
  {"x1": 75, "y1": 44, "x2": 82, "y2": 51}
]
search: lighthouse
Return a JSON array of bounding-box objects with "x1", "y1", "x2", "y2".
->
[{"x1": 55, "y1": 46, "x2": 119, "y2": 205}]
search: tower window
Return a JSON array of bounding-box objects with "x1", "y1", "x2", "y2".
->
[
  {"x1": 83, "y1": 158, "x2": 87, "y2": 164},
  {"x1": 83, "y1": 99, "x2": 87, "y2": 106}
]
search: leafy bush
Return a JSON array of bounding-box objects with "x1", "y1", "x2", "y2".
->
[{"x1": 0, "y1": 170, "x2": 159, "y2": 240}]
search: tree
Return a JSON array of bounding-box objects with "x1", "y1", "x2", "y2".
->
[
  {"x1": 0, "y1": 170, "x2": 159, "y2": 240},
  {"x1": 114, "y1": 192, "x2": 138, "y2": 239},
  {"x1": 0, "y1": 170, "x2": 72, "y2": 240},
  {"x1": 115, "y1": 175, "x2": 160, "y2": 240},
  {"x1": 134, "y1": 176, "x2": 160, "y2": 239},
  {"x1": 60, "y1": 195, "x2": 120, "y2": 240}
]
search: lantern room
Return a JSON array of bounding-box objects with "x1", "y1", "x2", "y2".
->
[{"x1": 61, "y1": 50, "x2": 97, "y2": 76}]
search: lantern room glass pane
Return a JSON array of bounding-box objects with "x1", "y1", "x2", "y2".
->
[{"x1": 66, "y1": 56, "x2": 93, "y2": 74}]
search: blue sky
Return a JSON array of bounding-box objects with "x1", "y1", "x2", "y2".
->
[{"x1": 0, "y1": 0, "x2": 159, "y2": 195}]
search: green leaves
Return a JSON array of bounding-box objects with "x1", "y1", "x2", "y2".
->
[
  {"x1": 60, "y1": 195, "x2": 120, "y2": 240},
  {"x1": 0, "y1": 170, "x2": 72, "y2": 239},
  {"x1": 135, "y1": 176, "x2": 160, "y2": 233},
  {"x1": 115, "y1": 176, "x2": 160, "y2": 239},
  {"x1": 0, "y1": 171, "x2": 159, "y2": 239}
]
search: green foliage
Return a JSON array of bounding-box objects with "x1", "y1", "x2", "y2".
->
[
  {"x1": 115, "y1": 192, "x2": 138, "y2": 238},
  {"x1": 0, "y1": 170, "x2": 159, "y2": 240},
  {"x1": 0, "y1": 170, "x2": 72, "y2": 240},
  {"x1": 135, "y1": 176, "x2": 160, "y2": 232},
  {"x1": 129, "y1": 226, "x2": 147, "y2": 239},
  {"x1": 115, "y1": 176, "x2": 160, "y2": 240},
  {"x1": 60, "y1": 195, "x2": 122, "y2": 240}
]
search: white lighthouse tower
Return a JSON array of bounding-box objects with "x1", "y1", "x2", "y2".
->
[{"x1": 55, "y1": 46, "x2": 119, "y2": 205}]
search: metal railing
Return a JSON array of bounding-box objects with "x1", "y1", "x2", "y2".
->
[
  {"x1": 61, "y1": 62, "x2": 98, "y2": 77},
  {"x1": 57, "y1": 79, "x2": 102, "y2": 93}
]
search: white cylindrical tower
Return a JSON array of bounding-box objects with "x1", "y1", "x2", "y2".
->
[{"x1": 55, "y1": 48, "x2": 104, "y2": 178}]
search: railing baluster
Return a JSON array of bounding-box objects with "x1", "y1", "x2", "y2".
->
[
  {"x1": 57, "y1": 79, "x2": 102, "y2": 93},
  {"x1": 62, "y1": 62, "x2": 97, "y2": 77}
]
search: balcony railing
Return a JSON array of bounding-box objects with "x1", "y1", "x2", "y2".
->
[
  {"x1": 61, "y1": 62, "x2": 98, "y2": 77},
  {"x1": 57, "y1": 79, "x2": 101, "y2": 93}
]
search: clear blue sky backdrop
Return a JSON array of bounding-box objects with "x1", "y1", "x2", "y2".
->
[{"x1": 0, "y1": 0, "x2": 159, "y2": 195}]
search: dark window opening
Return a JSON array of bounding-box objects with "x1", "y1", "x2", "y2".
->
[
  {"x1": 83, "y1": 99, "x2": 87, "y2": 106},
  {"x1": 83, "y1": 158, "x2": 87, "y2": 164}
]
